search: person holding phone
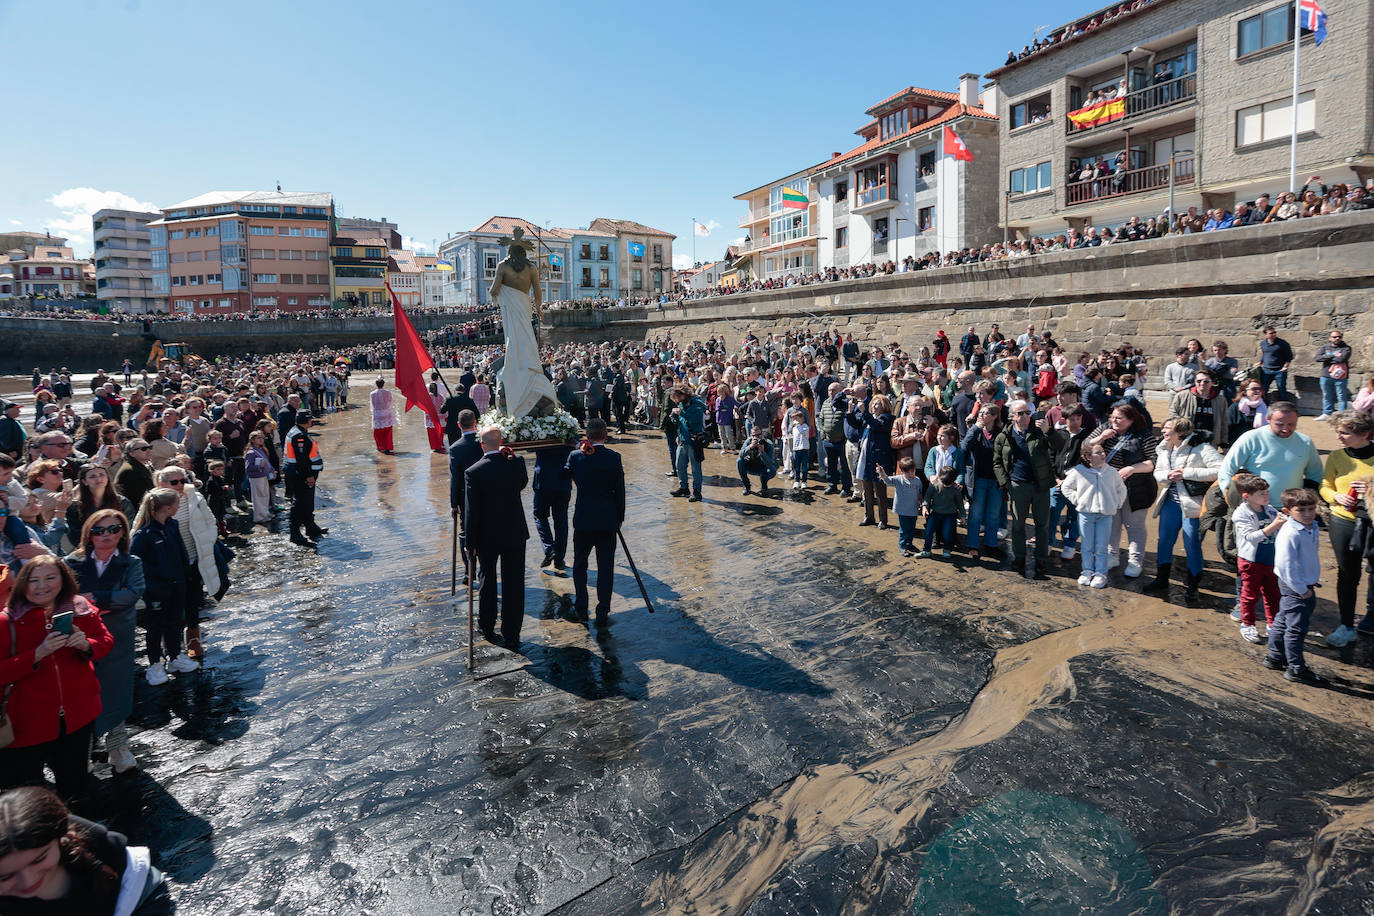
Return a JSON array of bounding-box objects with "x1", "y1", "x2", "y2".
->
[{"x1": 0, "y1": 556, "x2": 113, "y2": 800}]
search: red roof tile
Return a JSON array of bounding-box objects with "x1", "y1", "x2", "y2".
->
[
  {"x1": 864, "y1": 86, "x2": 960, "y2": 116},
  {"x1": 823, "y1": 103, "x2": 997, "y2": 171},
  {"x1": 589, "y1": 218, "x2": 676, "y2": 239}
]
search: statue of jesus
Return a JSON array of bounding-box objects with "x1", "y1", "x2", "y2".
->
[{"x1": 489, "y1": 227, "x2": 558, "y2": 418}]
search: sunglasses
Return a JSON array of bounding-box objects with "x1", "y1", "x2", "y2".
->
[
  {"x1": 164, "y1": 478, "x2": 187, "y2": 485},
  {"x1": 89, "y1": 524, "x2": 125, "y2": 536}
]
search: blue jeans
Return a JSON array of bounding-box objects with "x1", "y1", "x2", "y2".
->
[
  {"x1": 737, "y1": 456, "x2": 775, "y2": 490},
  {"x1": 1261, "y1": 368, "x2": 1289, "y2": 401},
  {"x1": 1268, "y1": 589, "x2": 1316, "y2": 673},
  {"x1": 968, "y1": 477, "x2": 1002, "y2": 549},
  {"x1": 1078, "y1": 511, "x2": 1112, "y2": 576},
  {"x1": 1155, "y1": 496, "x2": 1202, "y2": 575},
  {"x1": 923, "y1": 512, "x2": 956, "y2": 551},
  {"x1": 676, "y1": 437, "x2": 702, "y2": 492},
  {"x1": 1319, "y1": 376, "x2": 1350, "y2": 415},
  {"x1": 792, "y1": 451, "x2": 810, "y2": 482},
  {"x1": 821, "y1": 440, "x2": 852, "y2": 491},
  {"x1": 1047, "y1": 485, "x2": 1079, "y2": 550},
  {"x1": 664, "y1": 431, "x2": 677, "y2": 469},
  {"x1": 898, "y1": 514, "x2": 917, "y2": 551}
]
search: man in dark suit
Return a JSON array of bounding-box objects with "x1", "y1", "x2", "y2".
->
[
  {"x1": 464, "y1": 425, "x2": 529, "y2": 648},
  {"x1": 563, "y1": 419, "x2": 626, "y2": 627},
  {"x1": 532, "y1": 441, "x2": 573, "y2": 574},
  {"x1": 448, "y1": 409, "x2": 483, "y2": 584},
  {"x1": 442, "y1": 384, "x2": 478, "y2": 446}
]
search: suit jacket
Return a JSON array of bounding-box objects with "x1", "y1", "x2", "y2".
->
[
  {"x1": 464, "y1": 451, "x2": 529, "y2": 551},
  {"x1": 533, "y1": 444, "x2": 573, "y2": 494},
  {"x1": 443, "y1": 395, "x2": 478, "y2": 441},
  {"x1": 564, "y1": 445, "x2": 625, "y2": 533},
  {"x1": 448, "y1": 431, "x2": 484, "y2": 511}
]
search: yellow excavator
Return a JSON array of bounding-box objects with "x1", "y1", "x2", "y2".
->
[{"x1": 146, "y1": 340, "x2": 204, "y2": 372}]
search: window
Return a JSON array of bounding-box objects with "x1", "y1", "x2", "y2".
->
[
  {"x1": 582, "y1": 267, "x2": 593, "y2": 287},
  {"x1": 169, "y1": 230, "x2": 184, "y2": 240},
  {"x1": 1010, "y1": 93, "x2": 1051, "y2": 129},
  {"x1": 372, "y1": 291, "x2": 384, "y2": 304},
  {"x1": 305, "y1": 250, "x2": 327, "y2": 260},
  {"x1": 61, "y1": 267, "x2": 73, "y2": 279},
  {"x1": 332, "y1": 267, "x2": 383, "y2": 279},
  {"x1": 918, "y1": 150, "x2": 936, "y2": 175},
  {"x1": 172, "y1": 276, "x2": 185, "y2": 287},
  {"x1": 205, "y1": 226, "x2": 218, "y2": 237},
  {"x1": 309, "y1": 295, "x2": 329, "y2": 307},
  {"x1": 365, "y1": 247, "x2": 383, "y2": 258},
  {"x1": 304, "y1": 207, "x2": 327, "y2": 216},
  {"x1": 483, "y1": 254, "x2": 498, "y2": 279},
  {"x1": 835, "y1": 226, "x2": 848, "y2": 248},
  {"x1": 599, "y1": 268, "x2": 609, "y2": 287},
  {"x1": 249, "y1": 226, "x2": 275, "y2": 236},
  {"x1": 873, "y1": 217, "x2": 889, "y2": 241},
  {"x1": 207, "y1": 273, "x2": 221, "y2": 283},
  {"x1": 880, "y1": 107, "x2": 909, "y2": 139},
  {"x1": 186, "y1": 228, "x2": 200, "y2": 238},
  {"x1": 307, "y1": 274, "x2": 329, "y2": 284},
  {"x1": 1239, "y1": 3, "x2": 1310, "y2": 57},
  {"x1": 219, "y1": 220, "x2": 244, "y2": 241},
  {"x1": 599, "y1": 244, "x2": 609, "y2": 260},
  {"x1": 335, "y1": 247, "x2": 353, "y2": 257},
  {"x1": 918, "y1": 207, "x2": 935, "y2": 231},
  {"x1": 171, "y1": 252, "x2": 186, "y2": 264},
  {"x1": 279, "y1": 249, "x2": 302, "y2": 260},
  {"x1": 834, "y1": 180, "x2": 848, "y2": 201},
  {"x1": 250, "y1": 249, "x2": 276, "y2": 259},
  {"x1": 252, "y1": 273, "x2": 277, "y2": 283},
  {"x1": 1236, "y1": 90, "x2": 1315, "y2": 146},
  {"x1": 189, "y1": 275, "x2": 201, "y2": 286},
  {"x1": 855, "y1": 161, "x2": 891, "y2": 207},
  {"x1": 277, "y1": 227, "x2": 302, "y2": 237},
  {"x1": 304, "y1": 228, "x2": 329, "y2": 238},
  {"x1": 632, "y1": 269, "x2": 643, "y2": 289},
  {"x1": 652, "y1": 244, "x2": 662, "y2": 264},
  {"x1": 218, "y1": 299, "x2": 231, "y2": 308},
  {"x1": 151, "y1": 250, "x2": 167, "y2": 270},
  {"x1": 253, "y1": 296, "x2": 278, "y2": 307},
  {"x1": 287, "y1": 296, "x2": 298, "y2": 305},
  {"x1": 149, "y1": 226, "x2": 166, "y2": 246},
  {"x1": 1010, "y1": 160, "x2": 1054, "y2": 194},
  {"x1": 580, "y1": 244, "x2": 591, "y2": 258}
]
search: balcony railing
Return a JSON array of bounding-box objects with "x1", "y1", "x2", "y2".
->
[
  {"x1": 738, "y1": 206, "x2": 770, "y2": 226},
  {"x1": 1065, "y1": 72, "x2": 1197, "y2": 135},
  {"x1": 1066, "y1": 155, "x2": 1195, "y2": 206},
  {"x1": 856, "y1": 185, "x2": 892, "y2": 208}
]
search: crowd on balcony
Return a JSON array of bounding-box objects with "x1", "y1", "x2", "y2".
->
[{"x1": 1004, "y1": 0, "x2": 1157, "y2": 65}]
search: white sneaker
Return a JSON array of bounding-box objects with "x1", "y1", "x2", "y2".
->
[
  {"x1": 1108, "y1": 553, "x2": 1120, "y2": 570},
  {"x1": 1315, "y1": 414, "x2": 1331, "y2": 422},
  {"x1": 1077, "y1": 574, "x2": 1091, "y2": 587},
  {"x1": 1090, "y1": 574, "x2": 1108, "y2": 589},
  {"x1": 146, "y1": 661, "x2": 169, "y2": 686},
  {"x1": 1325, "y1": 624, "x2": 1357, "y2": 648},
  {"x1": 997, "y1": 528, "x2": 1009, "y2": 541},
  {"x1": 108, "y1": 742, "x2": 138, "y2": 774},
  {"x1": 1061, "y1": 546, "x2": 1076, "y2": 560},
  {"x1": 1239, "y1": 625, "x2": 1264, "y2": 644},
  {"x1": 1124, "y1": 561, "x2": 1142, "y2": 578},
  {"x1": 168, "y1": 652, "x2": 200, "y2": 674}
]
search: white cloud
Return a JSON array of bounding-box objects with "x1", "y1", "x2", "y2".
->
[
  {"x1": 7, "y1": 219, "x2": 20, "y2": 226},
  {"x1": 403, "y1": 235, "x2": 430, "y2": 253},
  {"x1": 46, "y1": 188, "x2": 158, "y2": 253},
  {"x1": 695, "y1": 219, "x2": 720, "y2": 237},
  {"x1": 673, "y1": 253, "x2": 694, "y2": 270}
]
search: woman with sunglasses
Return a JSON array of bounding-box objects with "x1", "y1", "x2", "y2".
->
[
  {"x1": 62, "y1": 510, "x2": 143, "y2": 773},
  {"x1": 153, "y1": 467, "x2": 218, "y2": 661}
]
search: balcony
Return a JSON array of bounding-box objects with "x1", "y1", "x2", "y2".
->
[
  {"x1": 853, "y1": 184, "x2": 896, "y2": 214},
  {"x1": 738, "y1": 206, "x2": 770, "y2": 227},
  {"x1": 1065, "y1": 73, "x2": 1197, "y2": 137},
  {"x1": 1066, "y1": 156, "x2": 1195, "y2": 207}
]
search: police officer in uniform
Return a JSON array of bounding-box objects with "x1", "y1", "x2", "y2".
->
[
  {"x1": 563, "y1": 418, "x2": 626, "y2": 627},
  {"x1": 283, "y1": 411, "x2": 326, "y2": 546}
]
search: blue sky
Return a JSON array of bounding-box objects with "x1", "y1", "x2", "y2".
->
[{"x1": 1, "y1": 0, "x2": 1096, "y2": 267}]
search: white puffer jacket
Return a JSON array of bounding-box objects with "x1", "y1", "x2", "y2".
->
[
  {"x1": 172, "y1": 487, "x2": 220, "y2": 596},
  {"x1": 1059, "y1": 462, "x2": 1129, "y2": 516},
  {"x1": 1151, "y1": 437, "x2": 1223, "y2": 519}
]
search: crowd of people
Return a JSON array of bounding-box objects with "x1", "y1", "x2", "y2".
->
[
  {"x1": 1004, "y1": 0, "x2": 1158, "y2": 66},
  {"x1": 0, "y1": 303, "x2": 489, "y2": 324},
  {"x1": 422, "y1": 317, "x2": 1369, "y2": 692}
]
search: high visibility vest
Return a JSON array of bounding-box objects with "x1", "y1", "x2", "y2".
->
[{"x1": 284, "y1": 428, "x2": 323, "y2": 474}]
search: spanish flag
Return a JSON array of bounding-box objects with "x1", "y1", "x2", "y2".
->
[
  {"x1": 1067, "y1": 97, "x2": 1126, "y2": 130},
  {"x1": 780, "y1": 187, "x2": 809, "y2": 210}
]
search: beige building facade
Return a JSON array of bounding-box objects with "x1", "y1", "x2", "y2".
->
[{"x1": 987, "y1": 0, "x2": 1373, "y2": 237}]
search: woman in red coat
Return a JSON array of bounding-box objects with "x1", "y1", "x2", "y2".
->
[{"x1": 0, "y1": 556, "x2": 113, "y2": 800}]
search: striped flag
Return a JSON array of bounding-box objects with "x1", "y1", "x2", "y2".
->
[{"x1": 780, "y1": 187, "x2": 808, "y2": 210}]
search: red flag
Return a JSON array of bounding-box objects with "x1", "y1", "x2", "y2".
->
[
  {"x1": 944, "y1": 124, "x2": 974, "y2": 162},
  {"x1": 389, "y1": 282, "x2": 444, "y2": 429}
]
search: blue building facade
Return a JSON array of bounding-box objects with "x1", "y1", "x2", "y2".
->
[
  {"x1": 567, "y1": 229, "x2": 619, "y2": 300},
  {"x1": 439, "y1": 216, "x2": 572, "y2": 308}
]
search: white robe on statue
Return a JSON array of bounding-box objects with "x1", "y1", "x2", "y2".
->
[{"x1": 495, "y1": 284, "x2": 557, "y2": 418}]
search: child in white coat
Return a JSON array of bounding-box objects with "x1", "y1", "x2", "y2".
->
[{"x1": 1059, "y1": 442, "x2": 1128, "y2": 588}]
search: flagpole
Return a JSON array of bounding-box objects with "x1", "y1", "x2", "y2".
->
[{"x1": 1289, "y1": 1, "x2": 1301, "y2": 193}]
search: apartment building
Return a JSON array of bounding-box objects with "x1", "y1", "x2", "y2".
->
[
  {"x1": 387, "y1": 249, "x2": 422, "y2": 307},
  {"x1": 437, "y1": 216, "x2": 573, "y2": 308},
  {"x1": 331, "y1": 237, "x2": 390, "y2": 308},
  {"x1": 987, "y1": 0, "x2": 1373, "y2": 237},
  {"x1": 566, "y1": 228, "x2": 620, "y2": 299},
  {"x1": 587, "y1": 218, "x2": 674, "y2": 296},
  {"x1": 417, "y1": 256, "x2": 447, "y2": 308},
  {"x1": 3, "y1": 240, "x2": 84, "y2": 299},
  {"x1": 337, "y1": 216, "x2": 402, "y2": 249},
  {"x1": 733, "y1": 166, "x2": 818, "y2": 282},
  {"x1": 149, "y1": 191, "x2": 334, "y2": 314},
  {"x1": 92, "y1": 208, "x2": 163, "y2": 314}
]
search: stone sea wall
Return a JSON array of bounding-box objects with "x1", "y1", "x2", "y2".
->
[{"x1": 548, "y1": 212, "x2": 1374, "y2": 389}]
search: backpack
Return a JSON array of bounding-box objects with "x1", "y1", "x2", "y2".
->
[{"x1": 1034, "y1": 366, "x2": 1057, "y2": 400}]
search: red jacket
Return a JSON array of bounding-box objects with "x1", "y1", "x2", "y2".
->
[{"x1": 0, "y1": 596, "x2": 113, "y2": 747}]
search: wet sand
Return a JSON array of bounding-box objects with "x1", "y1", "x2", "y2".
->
[{"x1": 5, "y1": 378, "x2": 1373, "y2": 914}]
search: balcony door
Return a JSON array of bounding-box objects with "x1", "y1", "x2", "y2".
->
[{"x1": 1153, "y1": 131, "x2": 1194, "y2": 167}]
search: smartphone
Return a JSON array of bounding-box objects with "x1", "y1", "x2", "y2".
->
[{"x1": 52, "y1": 611, "x2": 74, "y2": 635}]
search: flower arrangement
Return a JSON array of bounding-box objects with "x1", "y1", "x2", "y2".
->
[{"x1": 477, "y1": 407, "x2": 579, "y2": 445}]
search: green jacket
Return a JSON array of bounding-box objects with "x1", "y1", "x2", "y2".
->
[{"x1": 992, "y1": 424, "x2": 1055, "y2": 489}]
